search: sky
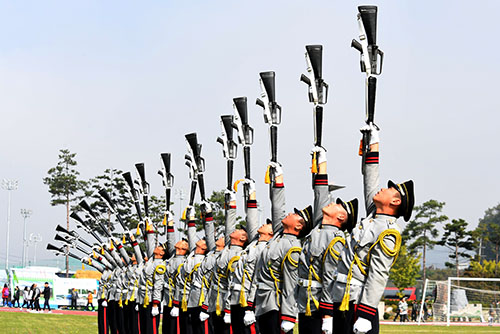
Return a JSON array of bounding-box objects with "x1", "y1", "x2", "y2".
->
[{"x1": 0, "y1": 0, "x2": 499, "y2": 269}]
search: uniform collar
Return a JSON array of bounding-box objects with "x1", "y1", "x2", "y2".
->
[
  {"x1": 374, "y1": 213, "x2": 398, "y2": 219},
  {"x1": 320, "y1": 224, "x2": 340, "y2": 231}
]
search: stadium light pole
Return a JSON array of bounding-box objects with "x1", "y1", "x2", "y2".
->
[
  {"x1": 30, "y1": 233, "x2": 42, "y2": 266},
  {"x1": 20, "y1": 208, "x2": 33, "y2": 267},
  {"x1": 2, "y1": 179, "x2": 18, "y2": 270}
]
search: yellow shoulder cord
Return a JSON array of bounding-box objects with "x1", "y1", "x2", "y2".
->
[
  {"x1": 215, "y1": 271, "x2": 227, "y2": 316},
  {"x1": 322, "y1": 237, "x2": 346, "y2": 263},
  {"x1": 144, "y1": 279, "x2": 153, "y2": 308},
  {"x1": 271, "y1": 247, "x2": 300, "y2": 308},
  {"x1": 339, "y1": 258, "x2": 354, "y2": 312},
  {"x1": 227, "y1": 256, "x2": 241, "y2": 274},
  {"x1": 181, "y1": 263, "x2": 201, "y2": 311},
  {"x1": 366, "y1": 229, "x2": 402, "y2": 265},
  {"x1": 305, "y1": 264, "x2": 322, "y2": 316},
  {"x1": 239, "y1": 269, "x2": 252, "y2": 307},
  {"x1": 129, "y1": 279, "x2": 138, "y2": 302},
  {"x1": 119, "y1": 291, "x2": 123, "y2": 308},
  {"x1": 198, "y1": 275, "x2": 209, "y2": 306}
]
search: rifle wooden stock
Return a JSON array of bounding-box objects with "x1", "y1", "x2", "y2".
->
[
  {"x1": 306, "y1": 45, "x2": 323, "y2": 81},
  {"x1": 358, "y1": 6, "x2": 378, "y2": 45},
  {"x1": 260, "y1": 72, "x2": 276, "y2": 102},
  {"x1": 79, "y1": 200, "x2": 97, "y2": 220},
  {"x1": 233, "y1": 97, "x2": 248, "y2": 124}
]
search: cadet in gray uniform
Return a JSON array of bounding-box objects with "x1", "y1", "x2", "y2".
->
[
  {"x1": 222, "y1": 180, "x2": 263, "y2": 334},
  {"x1": 163, "y1": 238, "x2": 189, "y2": 334},
  {"x1": 186, "y1": 203, "x2": 215, "y2": 334},
  {"x1": 297, "y1": 147, "x2": 359, "y2": 334},
  {"x1": 331, "y1": 125, "x2": 414, "y2": 334},
  {"x1": 141, "y1": 244, "x2": 167, "y2": 334},
  {"x1": 199, "y1": 236, "x2": 225, "y2": 334},
  {"x1": 200, "y1": 191, "x2": 242, "y2": 334},
  {"x1": 169, "y1": 207, "x2": 204, "y2": 334},
  {"x1": 253, "y1": 162, "x2": 312, "y2": 334}
]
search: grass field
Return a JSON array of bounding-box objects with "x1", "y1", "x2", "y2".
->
[{"x1": 1, "y1": 311, "x2": 499, "y2": 334}]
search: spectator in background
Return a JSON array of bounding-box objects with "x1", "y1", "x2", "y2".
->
[
  {"x1": 12, "y1": 286, "x2": 20, "y2": 308},
  {"x1": 21, "y1": 287, "x2": 29, "y2": 309},
  {"x1": 29, "y1": 284, "x2": 35, "y2": 310},
  {"x1": 43, "y1": 282, "x2": 51, "y2": 312},
  {"x1": 33, "y1": 284, "x2": 41, "y2": 312},
  {"x1": 2, "y1": 284, "x2": 9, "y2": 306},
  {"x1": 399, "y1": 297, "x2": 408, "y2": 323},
  {"x1": 70, "y1": 288, "x2": 78, "y2": 310},
  {"x1": 411, "y1": 302, "x2": 419, "y2": 322},
  {"x1": 86, "y1": 290, "x2": 94, "y2": 311}
]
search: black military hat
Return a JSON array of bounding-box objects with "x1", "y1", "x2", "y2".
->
[
  {"x1": 388, "y1": 180, "x2": 415, "y2": 222},
  {"x1": 294, "y1": 205, "x2": 313, "y2": 238},
  {"x1": 336, "y1": 198, "x2": 359, "y2": 233}
]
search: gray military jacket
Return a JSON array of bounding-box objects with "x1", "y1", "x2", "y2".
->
[
  {"x1": 138, "y1": 257, "x2": 166, "y2": 307},
  {"x1": 187, "y1": 212, "x2": 215, "y2": 309},
  {"x1": 224, "y1": 199, "x2": 260, "y2": 309},
  {"x1": 332, "y1": 151, "x2": 403, "y2": 319},
  {"x1": 98, "y1": 269, "x2": 112, "y2": 300},
  {"x1": 254, "y1": 183, "x2": 301, "y2": 323},
  {"x1": 297, "y1": 173, "x2": 346, "y2": 315},
  {"x1": 164, "y1": 254, "x2": 186, "y2": 308}
]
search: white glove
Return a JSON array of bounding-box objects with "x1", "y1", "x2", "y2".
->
[
  {"x1": 360, "y1": 124, "x2": 379, "y2": 145},
  {"x1": 243, "y1": 310, "x2": 256, "y2": 326},
  {"x1": 225, "y1": 189, "x2": 237, "y2": 202},
  {"x1": 200, "y1": 201, "x2": 212, "y2": 213},
  {"x1": 199, "y1": 311, "x2": 210, "y2": 321},
  {"x1": 186, "y1": 206, "x2": 195, "y2": 220},
  {"x1": 242, "y1": 178, "x2": 256, "y2": 195},
  {"x1": 135, "y1": 304, "x2": 139, "y2": 312},
  {"x1": 223, "y1": 312, "x2": 231, "y2": 324},
  {"x1": 353, "y1": 317, "x2": 372, "y2": 334},
  {"x1": 151, "y1": 306, "x2": 159, "y2": 317},
  {"x1": 268, "y1": 162, "x2": 283, "y2": 178},
  {"x1": 170, "y1": 306, "x2": 179, "y2": 317},
  {"x1": 311, "y1": 146, "x2": 327, "y2": 164},
  {"x1": 101, "y1": 300, "x2": 107, "y2": 307},
  {"x1": 322, "y1": 317, "x2": 333, "y2": 334},
  {"x1": 280, "y1": 320, "x2": 295, "y2": 332}
]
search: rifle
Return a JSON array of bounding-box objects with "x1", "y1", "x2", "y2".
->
[
  {"x1": 122, "y1": 171, "x2": 146, "y2": 236},
  {"x1": 158, "y1": 153, "x2": 174, "y2": 233},
  {"x1": 70, "y1": 211, "x2": 103, "y2": 244},
  {"x1": 98, "y1": 189, "x2": 129, "y2": 232},
  {"x1": 256, "y1": 71, "x2": 282, "y2": 185},
  {"x1": 182, "y1": 154, "x2": 198, "y2": 221},
  {"x1": 55, "y1": 224, "x2": 93, "y2": 248},
  {"x1": 216, "y1": 115, "x2": 238, "y2": 207},
  {"x1": 232, "y1": 97, "x2": 254, "y2": 207},
  {"x1": 300, "y1": 45, "x2": 329, "y2": 186},
  {"x1": 47, "y1": 243, "x2": 106, "y2": 272},
  {"x1": 79, "y1": 199, "x2": 113, "y2": 238},
  {"x1": 135, "y1": 163, "x2": 150, "y2": 218},
  {"x1": 54, "y1": 233, "x2": 90, "y2": 255},
  {"x1": 351, "y1": 5, "x2": 384, "y2": 174},
  {"x1": 185, "y1": 133, "x2": 207, "y2": 202}
]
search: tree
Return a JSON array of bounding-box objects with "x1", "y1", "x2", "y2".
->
[
  {"x1": 390, "y1": 245, "x2": 421, "y2": 297},
  {"x1": 438, "y1": 219, "x2": 476, "y2": 278},
  {"x1": 43, "y1": 149, "x2": 86, "y2": 277},
  {"x1": 403, "y1": 199, "x2": 448, "y2": 283},
  {"x1": 477, "y1": 204, "x2": 500, "y2": 262}
]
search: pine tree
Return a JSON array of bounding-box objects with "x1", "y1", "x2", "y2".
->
[
  {"x1": 403, "y1": 199, "x2": 448, "y2": 283},
  {"x1": 438, "y1": 219, "x2": 475, "y2": 278},
  {"x1": 43, "y1": 149, "x2": 86, "y2": 277}
]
